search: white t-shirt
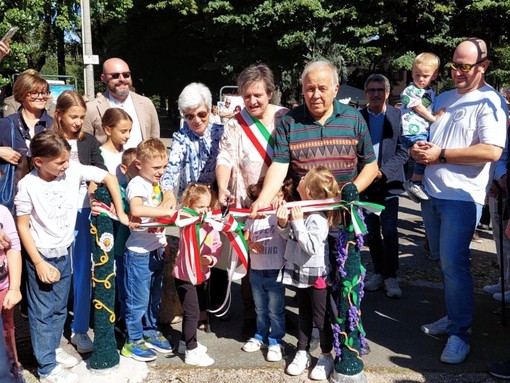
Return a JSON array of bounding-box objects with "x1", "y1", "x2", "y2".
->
[
  {"x1": 245, "y1": 215, "x2": 285, "y2": 270},
  {"x1": 100, "y1": 147, "x2": 127, "y2": 186},
  {"x1": 14, "y1": 162, "x2": 108, "y2": 254},
  {"x1": 109, "y1": 93, "x2": 142, "y2": 149},
  {"x1": 424, "y1": 85, "x2": 508, "y2": 204},
  {"x1": 125, "y1": 176, "x2": 167, "y2": 253}
]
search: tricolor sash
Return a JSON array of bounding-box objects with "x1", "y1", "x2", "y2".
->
[{"x1": 235, "y1": 108, "x2": 274, "y2": 168}]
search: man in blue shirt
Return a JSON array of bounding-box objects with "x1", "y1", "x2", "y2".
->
[{"x1": 360, "y1": 74, "x2": 408, "y2": 299}]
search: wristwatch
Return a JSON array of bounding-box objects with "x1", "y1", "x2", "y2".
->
[{"x1": 439, "y1": 149, "x2": 447, "y2": 163}]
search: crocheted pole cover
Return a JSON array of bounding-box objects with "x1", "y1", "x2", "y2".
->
[
  {"x1": 332, "y1": 182, "x2": 365, "y2": 376},
  {"x1": 90, "y1": 186, "x2": 120, "y2": 369}
]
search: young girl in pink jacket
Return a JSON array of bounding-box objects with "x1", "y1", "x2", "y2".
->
[{"x1": 173, "y1": 183, "x2": 221, "y2": 367}]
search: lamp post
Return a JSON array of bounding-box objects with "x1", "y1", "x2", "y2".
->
[{"x1": 81, "y1": 0, "x2": 97, "y2": 100}]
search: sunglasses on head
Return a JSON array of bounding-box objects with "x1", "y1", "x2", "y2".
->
[
  {"x1": 107, "y1": 72, "x2": 131, "y2": 79},
  {"x1": 184, "y1": 111, "x2": 208, "y2": 121},
  {"x1": 446, "y1": 59, "x2": 486, "y2": 73}
]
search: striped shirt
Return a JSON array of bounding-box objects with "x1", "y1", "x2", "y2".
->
[{"x1": 273, "y1": 100, "x2": 376, "y2": 186}]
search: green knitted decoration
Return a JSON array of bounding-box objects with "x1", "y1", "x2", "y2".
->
[
  {"x1": 331, "y1": 182, "x2": 366, "y2": 382},
  {"x1": 90, "y1": 186, "x2": 120, "y2": 369}
]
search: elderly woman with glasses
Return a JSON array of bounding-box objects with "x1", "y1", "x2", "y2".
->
[
  {"x1": 161, "y1": 82, "x2": 224, "y2": 207},
  {"x1": 0, "y1": 73, "x2": 53, "y2": 209},
  {"x1": 160, "y1": 83, "x2": 224, "y2": 332}
]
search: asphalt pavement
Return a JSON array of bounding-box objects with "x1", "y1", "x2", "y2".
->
[{"x1": 15, "y1": 194, "x2": 510, "y2": 382}]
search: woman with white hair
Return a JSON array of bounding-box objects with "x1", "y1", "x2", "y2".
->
[{"x1": 161, "y1": 82, "x2": 224, "y2": 205}]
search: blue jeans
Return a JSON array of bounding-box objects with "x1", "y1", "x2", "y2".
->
[
  {"x1": 71, "y1": 208, "x2": 92, "y2": 333},
  {"x1": 124, "y1": 247, "x2": 164, "y2": 341},
  {"x1": 421, "y1": 198, "x2": 481, "y2": 343},
  {"x1": 365, "y1": 195, "x2": 400, "y2": 278},
  {"x1": 26, "y1": 253, "x2": 72, "y2": 377},
  {"x1": 249, "y1": 269, "x2": 285, "y2": 346}
]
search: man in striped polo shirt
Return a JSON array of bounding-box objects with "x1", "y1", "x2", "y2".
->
[{"x1": 251, "y1": 59, "x2": 378, "y2": 212}]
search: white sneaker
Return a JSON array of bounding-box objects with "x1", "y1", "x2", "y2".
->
[
  {"x1": 483, "y1": 283, "x2": 505, "y2": 295},
  {"x1": 266, "y1": 343, "x2": 283, "y2": 362},
  {"x1": 55, "y1": 348, "x2": 79, "y2": 368},
  {"x1": 40, "y1": 364, "x2": 79, "y2": 383},
  {"x1": 286, "y1": 350, "x2": 311, "y2": 376},
  {"x1": 421, "y1": 316, "x2": 450, "y2": 335},
  {"x1": 242, "y1": 337, "x2": 265, "y2": 352},
  {"x1": 493, "y1": 290, "x2": 510, "y2": 303},
  {"x1": 71, "y1": 332, "x2": 93, "y2": 353},
  {"x1": 440, "y1": 335, "x2": 470, "y2": 364},
  {"x1": 177, "y1": 340, "x2": 207, "y2": 355},
  {"x1": 404, "y1": 180, "x2": 429, "y2": 201},
  {"x1": 185, "y1": 347, "x2": 214, "y2": 367},
  {"x1": 384, "y1": 278, "x2": 402, "y2": 298},
  {"x1": 364, "y1": 274, "x2": 384, "y2": 291},
  {"x1": 309, "y1": 353, "x2": 335, "y2": 380}
]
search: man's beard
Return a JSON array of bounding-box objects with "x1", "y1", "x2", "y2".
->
[
  {"x1": 109, "y1": 82, "x2": 131, "y2": 97},
  {"x1": 112, "y1": 87, "x2": 130, "y2": 97}
]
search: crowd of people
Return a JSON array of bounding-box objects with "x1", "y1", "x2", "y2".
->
[{"x1": 1, "y1": 35, "x2": 510, "y2": 383}]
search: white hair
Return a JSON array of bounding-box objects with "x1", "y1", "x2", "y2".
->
[
  {"x1": 178, "y1": 82, "x2": 212, "y2": 113},
  {"x1": 301, "y1": 60, "x2": 339, "y2": 87}
]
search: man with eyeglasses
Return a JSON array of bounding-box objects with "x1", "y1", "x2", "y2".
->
[
  {"x1": 83, "y1": 58, "x2": 159, "y2": 148},
  {"x1": 412, "y1": 38, "x2": 508, "y2": 365},
  {"x1": 359, "y1": 74, "x2": 408, "y2": 299}
]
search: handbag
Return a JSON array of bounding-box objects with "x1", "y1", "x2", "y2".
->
[{"x1": 0, "y1": 118, "x2": 18, "y2": 213}]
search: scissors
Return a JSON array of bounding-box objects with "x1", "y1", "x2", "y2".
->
[{"x1": 222, "y1": 195, "x2": 233, "y2": 218}]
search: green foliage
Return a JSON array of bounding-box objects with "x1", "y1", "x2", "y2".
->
[
  {"x1": 0, "y1": 1, "x2": 132, "y2": 91},
  {"x1": 3, "y1": 0, "x2": 510, "y2": 104},
  {"x1": 392, "y1": 52, "x2": 417, "y2": 71}
]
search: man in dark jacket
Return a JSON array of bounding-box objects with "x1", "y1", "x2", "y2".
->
[{"x1": 360, "y1": 74, "x2": 409, "y2": 298}]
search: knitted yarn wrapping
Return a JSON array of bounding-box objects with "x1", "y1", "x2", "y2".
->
[
  {"x1": 90, "y1": 186, "x2": 120, "y2": 369},
  {"x1": 332, "y1": 182, "x2": 365, "y2": 375}
]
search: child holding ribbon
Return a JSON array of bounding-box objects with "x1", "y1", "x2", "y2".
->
[
  {"x1": 15, "y1": 130, "x2": 128, "y2": 383},
  {"x1": 241, "y1": 177, "x2": 294, "y2": 362},
  {"x1": 52, "y1": 90, "x2": 107, "y2": 355},
  {"x1": 121, "y1": 138, "x2": 175, "y2": 362},
  {"x1": 99, "y1": 109, "x2": 134, "y2": 333},
  {"x1": 172, "y1": 183, "x2": 220, "y2": 366},
  {"x1": 276, "y1": 166, "x2": 340, "y2": 381}
]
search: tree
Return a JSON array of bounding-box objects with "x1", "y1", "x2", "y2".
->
[{"x1": 0, "y1": 0, "x2": 132, "y2": 89}]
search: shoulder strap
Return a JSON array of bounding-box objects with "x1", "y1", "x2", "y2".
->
[
  {"x1": 235, "y1": 109, "x2": 273, "y2": 168},
  {"x1": 7, "y1": 116, "x2": 15, "y2": 146}
]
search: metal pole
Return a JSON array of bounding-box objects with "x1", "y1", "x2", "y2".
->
[
  {"x1": 498, "y1": 194, "x2": 507, "y2": 325},
  {"x1": 81, "y1": 0, "x2": 95, "y2": 99}
]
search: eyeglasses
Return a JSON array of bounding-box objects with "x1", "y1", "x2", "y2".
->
[
  {"x1": 107, "y1": 72, "x2": 131, "y2": 79},
  {"x1": 27, "y1": 91, "x2": 51, "y2": 99},
  {"x1": 184, "y1": 111, "x2": 208, "y2": 121},
  {"x1": 366, "y1": 88, "x2": 386, "y2": 94},
  {"x1": 446, "y1": 59, "x2": 486, "y2": 73}
]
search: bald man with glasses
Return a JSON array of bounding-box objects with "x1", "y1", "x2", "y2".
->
[
  {"x1": 411, "y1": 38, "x2": 508, "y2": 364},
  {"x1": 83, "y1": 58, "x2": 159, "y2": 147}
]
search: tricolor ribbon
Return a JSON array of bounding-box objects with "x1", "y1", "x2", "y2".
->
[
  {"x1": 93, "y1": 198, "x2": 383, "y2": 309},
  {"x1": 235, "y1": 108, "x2": 274, "y2": 168}
]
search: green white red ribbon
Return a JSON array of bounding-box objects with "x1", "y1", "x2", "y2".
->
[
  {"x1": 93, "y1": 198, "x2": 383, "y2": 296},
  {"x1": 235, "y1": 108, "x2": 274, "y2": 168}
]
